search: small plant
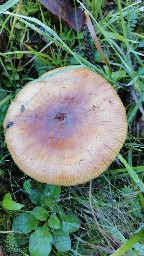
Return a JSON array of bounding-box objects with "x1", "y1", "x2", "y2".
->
[{"x1": 2, "y1": 181, "x2": 81, "y2": 255}]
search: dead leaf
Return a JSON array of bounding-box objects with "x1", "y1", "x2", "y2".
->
[
  {"x1": 40, "y1": 0, "x2": 85, "y2": 31},
  {"x1": 84, "y1": 11, "x2": 111, "y2": 69}
]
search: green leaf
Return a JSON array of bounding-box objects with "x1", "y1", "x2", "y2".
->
[
  {"x1": 31, "y1": 206, "x2": 49, "y2": 221},
  {"x1": 61, "y1": 213, "x2": 81, "y2": 234},
  {"x1": 111, "y1": 70, "x2": 126, "y2": 81},
  {"x1": 34, "y1": 59, "x2": 49, "y2": 76},
  {"x1": 29, "y1": 188, "x2": 42, "y2": 205},
  {"x1": 40, "y1": 185, "x2": 61, "y2": 209},
  {"x1": 23, "y1": 179, "x2": 31, "y2": 194},
  {"x1": 2, "y1": 193, "x2": 24, "y2": 211},
  {"x1": 12, "y1": 213, "x2": 38, "y2": 234},
  {"x1": 29, "y1": 226, "x2": 52, "y2": 256},
  {"x1": 48, "y1": 214, "x2": 61, "y2": 230},
  {"x1": 44, "y1": 185, "x2": 61, "y2": 199},
  {"x1": 53, "y1": 232, "x2": 71, "y2": 252}
]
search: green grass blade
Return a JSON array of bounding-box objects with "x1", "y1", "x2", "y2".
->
[
  {"x1": 77, "y1": 1, "x2": 134, "y2": 77},
  {"x1": 0, "y1": 57, "x2": 14, "y2": 85},
  {"x1": 105, "y1": 165, "x2": 144, "y2": 175},
  {"x1": 116, "y1": 0, "x2": 127, "y2": 39},
  {"x1": 32, "y1": 65, "x2": 84, "y2": 83},
  {"x1": 3, "y1": 11, "x2": 104, "y2": 75},
  {"x1": 0, "y1": 0, "x2": 19, "y2": 12},
  {"x1": 0, "y1": 95, "x2": 10, "y2": 107},
  {"x1": 111, "y1": 229, "x2": 144, "y2": 256},
  {"x1": 118, "y1": 154, "x2": 144, "y2": 193},
  {"x1": 128, "y1": 91, "x2": 144, "y2": 124}
]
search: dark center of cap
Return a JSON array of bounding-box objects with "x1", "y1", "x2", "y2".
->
[
  {"x1": 21, "y1": 94, "x2": 86, "y2": 151},
  {"x1": 55, "y1": 112, "x2": 67, "y2": 122}
]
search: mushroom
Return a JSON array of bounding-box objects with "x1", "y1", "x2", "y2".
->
[{"x1": 3, "y1": 66, "x2": 127, "y2": 186}]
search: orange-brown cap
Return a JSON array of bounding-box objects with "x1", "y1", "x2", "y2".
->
[{"x1": 3, "y1": 66, "x2": 127, "y2": 186}]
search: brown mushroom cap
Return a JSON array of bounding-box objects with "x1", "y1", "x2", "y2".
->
[{"x1": 3, "y1": 66, "x2": 127, "y2": 186}]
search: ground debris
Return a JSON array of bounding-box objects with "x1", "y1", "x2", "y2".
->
[
  {"x1": 40, "y1": 0, "x2": 85, "y2": 31},
  {"x1": 0, "y1": 246, "x2": 7, "y2": 256}
]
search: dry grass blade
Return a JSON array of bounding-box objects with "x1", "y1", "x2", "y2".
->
[{"x1": 84, "y1": 11, "x2": 111, "y2": 69}]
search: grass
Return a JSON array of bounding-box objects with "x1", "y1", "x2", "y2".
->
[{"x1": 0, "y1": 0, "x2": 144, "y2": 255}]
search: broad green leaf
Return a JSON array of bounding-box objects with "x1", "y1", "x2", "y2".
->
[
  {"x1": 53, "y1": 232, "x2": 71, "y2": 252},
  {"x1": 31, "y1": 206, "x2": 49, "y2": 221},
  {"x1": 43, "y1": 185, "x2": 61, "y2": 198},
  {"x1": 29, "y1": 188, "x2": 42, "y2": 205},
  {"x1": 61, "y1": 213, "x2": 81, "y2": 234},
  {"x1": 48, "y1": 214, "x2": 61, "y2": 230},
  {"x1": 40, "y1": 185, "x2": 61, "y2": 209},
  {"x1": 2, "y1": 193, "x2": 24, "y2": 211},
  {"x1": 12, "y1": 213, "x2": 38, "y2": 234},
  {"x1": 29, "y1": 226, "x2": 52, "y2": 256}
]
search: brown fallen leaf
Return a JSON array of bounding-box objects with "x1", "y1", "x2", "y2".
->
[{"x1": 40, "y1": 0, "x2": 85, "y2": 31}]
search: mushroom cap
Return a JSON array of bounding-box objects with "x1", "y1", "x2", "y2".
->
[{"x1": 3, "y1": 66, "x2": 127, "y2": 186}]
